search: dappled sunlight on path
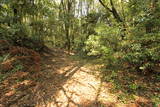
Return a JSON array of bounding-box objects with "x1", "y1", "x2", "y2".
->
[
  {"x1": 35, "y1": 50, "x2": 118, "y2": 107},
  {"x1": 36, "y1": 66, "x2": 117, "y2": 107},
  {"x1": 0, "y1": 49, "x2": 129, "y2": 107}
]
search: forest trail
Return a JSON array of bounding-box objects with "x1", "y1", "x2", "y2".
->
[
  {"x1": 35, "y1": 49, "x2": 119, "y2": 107},
  {"x1": 0, "y1": 49, "x2": 129, "y2": 107}
]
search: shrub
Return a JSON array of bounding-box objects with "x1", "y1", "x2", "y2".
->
[{"x1": 122, "y1": 33, "x2": 160, "y2": 73}]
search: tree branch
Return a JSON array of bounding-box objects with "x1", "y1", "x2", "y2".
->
[
  {"x1": 98, "y1": 0, "x2": 112, "y2": 12},
  {"x1": 98, "y1": 0, "x2": 123, "y2": 23},
  {"x1": 109, "y1": 0, "x2": 123, "y2": 22}
]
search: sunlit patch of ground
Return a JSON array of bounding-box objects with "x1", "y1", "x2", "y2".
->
[
  {"x1": 0, "y1": 49, "x2": 159, "y2": 107},
  {"x1": 36, "y1": 66, "x2": 118, "y2": 107},
  {"x1": 34, "y1": 52, "x2": 123, "y2": 107}
]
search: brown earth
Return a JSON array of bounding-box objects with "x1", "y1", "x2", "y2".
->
[{"x1": 0, "y1": 49, "x2": 157, "y2": 107}]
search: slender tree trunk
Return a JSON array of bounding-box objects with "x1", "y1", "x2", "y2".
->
[{"x1": 98, "y1": 0, "x2": 126, "y2": 39}]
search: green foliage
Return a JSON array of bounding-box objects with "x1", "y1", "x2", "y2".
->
[
  {"x1": 11, "y1": 64, "x2": 23, "y2": 72},
  {"x1": 0, "y1": 54, "x2": 10, "y2": 63},
  {"x1": 0, "y1": 0, "x2": 56, "y2": 45},
  {"x1": 156, "y1": 75, "x2": 160, "y2": 81},
  {"x1": 0, "y1": 54, "x2": 23, "y2": 73},
  {"x1": 151, "y1": 95, "x2": 160, "y2": 107},
  {"x1": 129, "y1": 83, "x2": 139, "y2": 90},
  {"x1": 84, "y1": 23, "x2": 120, "y2": 57},
  {"x1": 117, "y1": 93, "x2": 135, "y2": 103},
  {"x1": 83, "y1": 1, "x2": 160, "y2": 74},
  {"x1": 122, "y1": 32, "x2": 160, "y2": 73}
]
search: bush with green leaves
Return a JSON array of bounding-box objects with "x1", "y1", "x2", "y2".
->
[
  {"x1": 84, "y1": 23, "x2": 125, "y2": 71},
  {"x1": 122, "y1": 32, "x2": 160, "y2": 73},
  {"x1": 84, "y1": 23, "x2": 121, "y2": 56},
  {"x1": 84, "y1": 20, "x2": 160, "y2": 74}
]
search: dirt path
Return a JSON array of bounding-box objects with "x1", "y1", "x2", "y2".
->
[
  {"x1": 0, "y1": 49, "x2": 127, "y2": 107},
  {"x1": 34, "y1": 49, "x2": 120, "y2": 107}
]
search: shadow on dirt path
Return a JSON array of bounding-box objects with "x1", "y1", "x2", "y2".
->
[
  {"x1": 32, "y1": 50, "x2": 118, "y2": 107},
  {"x1": 0, "y1": 49, "x2": 136, "y2": 107}
]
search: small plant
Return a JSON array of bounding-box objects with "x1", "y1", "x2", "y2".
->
[
  {"x1": 0, "y1": 54, "x2": 10, "y2": 62},
  {"x1": 155, "y1": 75, "x2": 160, "y2": 81},
  {"x1": 129, "y1": 83, "x2": 139, "y2": 90},
  {"x1": 117, "y1": 93, "x2": 135, "y2": 103},
  {"x1": 0, "y1": 56, "x2": 4, "y2": 62},
  {"x1": 151, "y1": 95, "x2": 160, "y2": 107},
  {"x1": 104, "y1": 71, "x2": 118, "y2": 82},
  {"x1": 11, "y1": 64, "x2": 24, "y2": 72}
]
